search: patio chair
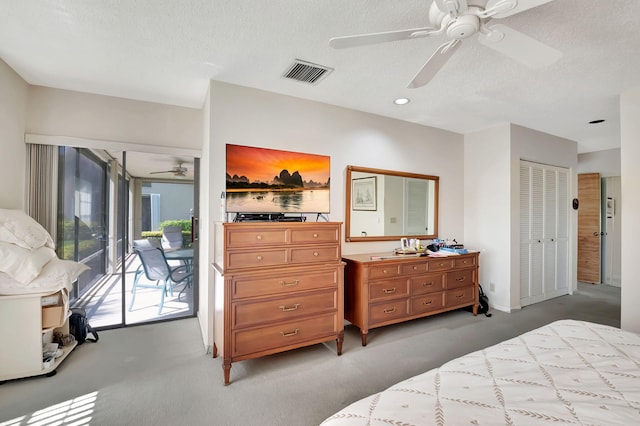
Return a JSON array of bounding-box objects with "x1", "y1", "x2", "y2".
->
[
  {"x1": 132, "y1": 238, "x2": 162, "y2": 285},
  {"x1": 161, "y1": 225, "x2": 183, "y2": 251},
  {"x1": 130, "y1": 241, "x2": 192, "y2": 314}
]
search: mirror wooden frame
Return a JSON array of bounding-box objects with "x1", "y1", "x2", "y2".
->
[{"x1": 345, "y1": 165, "x2": 439, "y2": 242}]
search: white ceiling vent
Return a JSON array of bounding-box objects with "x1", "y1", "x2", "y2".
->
[{"x1": 283, "y1": 59, "x2": 333, "y2": 85}]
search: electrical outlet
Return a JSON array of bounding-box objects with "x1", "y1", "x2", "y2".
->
[{"x1": 490, "y1": 282, "x2": 496, "y2": 292}]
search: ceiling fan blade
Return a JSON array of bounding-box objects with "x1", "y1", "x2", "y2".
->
[
  {"x1": 485, "y1": 0, "x2": 555, "y2": 18},
  {"x1": 407, "y1": 40, "x2": 461, "y2": 88},
  {"x1": 149, "y1": 170, "x2": 175, "y2": 174},
  {"x1": 329, "y1": 26, "x2": 440, "y2": 49},
  {"x1": 479, "y1": 24, "x2": 561, "y2": 68}
]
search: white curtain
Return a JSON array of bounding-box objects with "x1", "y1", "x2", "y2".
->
[{"x1": 25, "y1": 143, "x2": 58, "y2": 240}]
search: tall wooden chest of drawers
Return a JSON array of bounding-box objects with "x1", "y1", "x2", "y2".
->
[
  {"x1": 213, "y1": 222, "x2": 344, "y2": 385},
  {"x1": 342, "y1": 251, "x2": 479, "y2": 346}
]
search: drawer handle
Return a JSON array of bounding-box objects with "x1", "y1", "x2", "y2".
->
[
  {"x1": 383, "y1": 307, "x2": 397, "y2": 314},
  {"x1": 313, "y1": 233, "x2": 318, "y2": 238},
  {"x1": 382, "y1": 269, "x2": 388, "y2": 274},
  {"x1": 279, "y1": 304, "x2": 300, "y2": 312},
  {"x1": 313, "y1": 251, "x2": 319, "y2": 257},
  {"x1": 456, "y1": 277, "x2": 466, "y2": 282},
  {"x1": 439, "y1": 263, "x2": 444, "y2": 267},
  {"x1": 383, "y1": 287, "x2": 397, "y2": 294},
  {"x1": 423, "y1": 282, "x2": 433, "y2": 287},
  {"x1": 456, "y1": 293, "x2": 464, "y2": 298},
  {"x1": 280, "y1": 280, "x2": 299, "y2": 287},
  {"x1": 280, "y1": 328, "x2": 299, "y2": 337},
  {"x1": 256, "y1": 255, "x2": 263, "y2": 261},
  {"x1": 423, "y1": 300, "x2": 433, "y2": 306},
  {"x1": 412, "y1": 265, "x2": 418, "y2": 270},
  {"x1": 256, "y1": 234, "x2": 263, "y2": 240}
]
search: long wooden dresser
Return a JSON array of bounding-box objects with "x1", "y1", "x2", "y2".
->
[
  {"x1": 342, "y1": 251, "x2": 479, "y2": 346},
  {"x1": 213, "y1": 221, "x2": 344, "y2": 385}
]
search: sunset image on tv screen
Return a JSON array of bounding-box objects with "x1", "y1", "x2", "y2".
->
[{"x1": 225, "y1": 144, "x2": 330, "y2": 214}]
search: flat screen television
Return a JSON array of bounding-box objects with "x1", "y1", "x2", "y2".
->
[{"x1": 225, "y1": 144, "x2": 331, "y2": 215}]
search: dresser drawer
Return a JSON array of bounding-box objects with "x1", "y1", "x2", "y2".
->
[
  {"x1": 290, "y1": 227, "x2": 339, "y2": 244},
  {"x1": 369, "y1": 278, "x2": 409, "y2": 302},
  {"x1": 368, "y1": 264, "x2": 400, "y2": 280},
  {"x1": 226, "y1": 248, "x2": 287, "y2": 269},
  {"x1": 454, "y1": 256, "x2": 475, "y2": 269},
  {"x1": 233, "y1": 313, "x2": 338, "y2": 358},
  {"x1": 411, "y1": 291, "x2": 445, "y2": 315},
  {"x1": 446, "y1": 269, "x2": 474, "y2": 289},
  {"x1": 410, "y1": 273, "x2": 445, "y2": 295},
  {"x1": 429, "y1": 259, "x2": 454, "y2": 271},
  {"x1": 445, "y1": 286, "x2": 475, "y2": 307},
  {"x1": 232, "y1": 268, "x2": 338, "y2": 299},
  {"x1": 399, "y1": 261, "x2": 428, "y2": 275},
  {"x1": 290, "y1": 245, "x2": 340, "y2": 264},
  {"x1": 232, "y1": 289, "x2": 337, "y2": 329},
  {"x1": 226, "y1": 228, "x2": 287, "y2": 247},
  {"x1": 369, "y1": 299, "x2": 409, "y2": 325}
]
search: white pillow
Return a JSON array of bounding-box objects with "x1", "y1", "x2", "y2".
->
[
  {"x1": 0, "y1": 208, "x2": 55, "y2": 250},
  {"x1": 30, "y1": 258, "x2": 90, "y2": 291},
  {"x1": 0, "y1": 258, "x2": 89, "y2": 295},
  {"x1": 0, "y1": 242, "x2": 57, "y2": 284}
]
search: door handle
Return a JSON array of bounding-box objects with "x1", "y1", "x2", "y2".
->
[{"x1": 593, "y1": 232, "x2": 604, "y2": 236}]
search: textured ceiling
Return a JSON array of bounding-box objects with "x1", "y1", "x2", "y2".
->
[{"x1": 2, "y1": 0, "x2": 639, "y2": 165}]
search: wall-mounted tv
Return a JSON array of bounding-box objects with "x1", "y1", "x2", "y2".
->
[{"x1": 225, "y1": 144, "x2": 331, "y2": 215}]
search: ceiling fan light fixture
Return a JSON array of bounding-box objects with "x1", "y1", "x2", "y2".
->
[
  {"x1": 394, "y1": 98, "x2": 410, "y2": 105},
  {"x1": 446, "y1": 14, "x2": 480, "y2": 39}
]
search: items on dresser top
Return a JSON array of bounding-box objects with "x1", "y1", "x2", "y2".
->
[
  {"x1": 213, "y1": 221, "x2": 344, "y2": 385},
  {"x1": 342, "y1": 251, "x2": 479, "y2": 346}
]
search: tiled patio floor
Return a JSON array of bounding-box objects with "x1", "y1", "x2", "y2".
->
[{"x1": 76, "y1": 254, "x2": 194, "y2": 328}]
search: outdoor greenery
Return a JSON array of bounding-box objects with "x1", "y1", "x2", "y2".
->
[
  {"x1": 141, "y1": 219, "x2": 192, "y2": 247},
  {"x1": 59, "y1": 219, "x2": 102, "y2": 260}
]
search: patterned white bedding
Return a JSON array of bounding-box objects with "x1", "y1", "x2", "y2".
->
[{"x1": 321, "y1": 320, "x2": 640, "y2": 425}]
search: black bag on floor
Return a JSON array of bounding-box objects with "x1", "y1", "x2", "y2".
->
[
  {"x1": 477, "y1": 284, "x2": 492, "y2": 317},
  {"x1": 69, "y1": 307, "x2": 99, "y2": 344},
  {"x1": 464, "y1": 284, "x2": 492, "y2": 317}
]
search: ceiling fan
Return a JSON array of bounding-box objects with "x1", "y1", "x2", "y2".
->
[
  {"x1": 329, "y1": 0, "x2": 561, "y2": 88},
  {"x1": 149, "y1": 161, "x2": 188, "y2": 177}
]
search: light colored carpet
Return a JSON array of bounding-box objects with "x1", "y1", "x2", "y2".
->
[{"x1": 0, "y1": 283, "x2": 620, "y2": 426}]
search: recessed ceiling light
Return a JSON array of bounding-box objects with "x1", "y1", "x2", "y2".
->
[
  {"x1": 394, "y1": 98, "x2": 410, "y2": 105},
  {"x1": 588, "y1": 119, "x2": 605, "y2": 124}
]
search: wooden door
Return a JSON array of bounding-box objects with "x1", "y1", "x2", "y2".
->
[{"x1": 577, "y1": 173, "x2": 601, "y2": 283}]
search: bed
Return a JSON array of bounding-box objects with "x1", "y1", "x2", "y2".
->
[{"x1": 321, "y1": 320, "x2": 640, "y2": 425}]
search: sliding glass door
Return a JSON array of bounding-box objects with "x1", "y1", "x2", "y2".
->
[{"x1": 57, "y1": 147, "x2": 198, "y2": 328}]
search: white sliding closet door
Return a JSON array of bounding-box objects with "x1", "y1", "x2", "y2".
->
[{"x1": 520, "y1": 161, "x2": 569, "y2": 307}]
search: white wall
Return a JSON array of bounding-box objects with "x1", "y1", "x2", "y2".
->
[
  {"x1": 26, "y1": 86, "x2": 202, "y2": 148},
  {"x1": 207, "y1": 81, "x2": 465, "y2": 256},
  {"x1": 0, "y1": 59, "x2": 28, "y2": 209},
  {"x1": 577, "y1": 148, "x2": 621, "y2": 176},
  {"x1": 464, "y1": 123, "x2": 578, "y2": 312},
  {"x1": 464, "y1": 123, "x2": 512, "y2": 311},
  {"x1": 620, "y1": 86, "x2": 640, "y2": 332}
]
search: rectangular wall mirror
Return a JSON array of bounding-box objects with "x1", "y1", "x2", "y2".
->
[{"x1": 345, "y1": 165, "x2": 439, "y2": 242}]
